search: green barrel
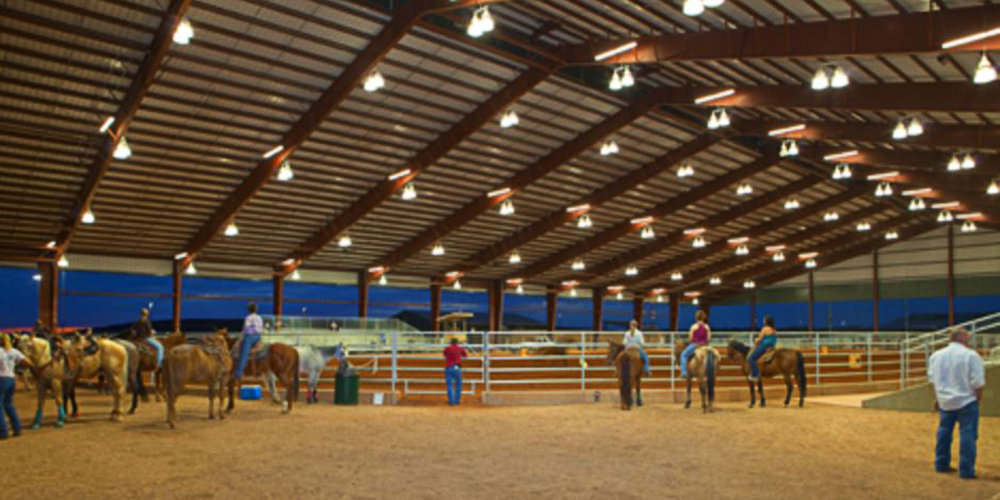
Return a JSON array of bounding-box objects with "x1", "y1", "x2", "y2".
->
[{"x1": 334, "y1": 372, "x2": 360, "y2": 405}]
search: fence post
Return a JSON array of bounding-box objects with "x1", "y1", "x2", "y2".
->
[
  {"x1": 580, "y1": 331, "x2": 586, "y2": 392},
  {"x1": 899, "y1": 333, "x2": 906, "y2": 390},
  {"x1": 391, "y1": 331, "x2": 398, "y2": 402},
  {"x1": 866, "y1": 334, "x2": 872, "y2": 383},
  {"x1": 669, "y1": 331, "x2": 675, "y2": 392},
  {"x1": 814, "y1": 329, "x2": 821, "y2": 388},
  {"x1": 483, "y1": 330, "x2": 491, "y2": 398}
]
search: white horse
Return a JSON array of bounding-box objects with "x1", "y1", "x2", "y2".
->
[{"x1": 264, "y1": 345, "x2": 341, "y2": 405}]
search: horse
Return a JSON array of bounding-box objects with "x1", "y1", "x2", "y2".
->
[
  {"x1": 115, "y1": 330, "x2": 188, "y2": 406},
  {"x1": 674, "y1": 340, "x2": 720, "y2": 413},
  {"x1": 63, "y1": 331, "x2": 132, "y2": 422},
  {"x1": 221, "y1": 331, "x2": 299, "y2": 414},
  {"x1": 727, "y1": 340, "x2": 807, "y2": 408},
  {"x1": 16, "y1": 335, "x2": 75, "y2": 428},
  {"x1": 162, "y1": 331, "x2": 232, "y2": 429},
  {"x1": 264, "y1": 345, "x2": 337, "y2": 405},
  {"x1": 605, "y1": 341, "x2": 643, "y2": 410}
]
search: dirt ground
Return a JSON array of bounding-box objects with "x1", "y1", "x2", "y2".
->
[{"x1": 4, "y1": 390, "x2": 999, "y2": 500}]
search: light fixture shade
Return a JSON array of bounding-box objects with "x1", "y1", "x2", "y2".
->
[
  {"x1": 988, "y1": 180, "x2": 999, "y2": 195},
  {"x1": 856, "y1": 222, "x2": 871, "y2": 231},
  {"x1": 509, "y1": 252, "x2": 522, "y2": 264},
  {"x1": 572, "y1": 259, "x2": 585, "y2": 271},
  {"x1": 962, "y1": 153, "x2": 976, "y2": 170},
  {"x1": 185, "y1": 262, "x2": 196, "y2": 275},
  {"x1": 58, "y1": 255, "x2": 69, "y2": 268},
  {"x1": 173, "y1": 17, "x2": 194, "y2": 45},
  {"x1": 735, "y1": 244, "x2": 749, "y2": 256},
  {"x1": 656, "y1": 295, "x2": 664, "y2": 303},
  {"x1": 82, "y1": 209, "x2": 95, "y2": 224},
  {"x1": 625, "y1": 265, "x2": 638, "y2": 276},
  {"x1": 291, "y1": 270, "x2": 301, "y2": 281},
  {"x1": 974, "y1": 52, "x2": 997, "y2": 84},
  {"x1": 885, "y1": 231, "x2": 899, "y2": 240},
  {"x1": 379, "y1": 274, "x2": 388, "y2": 286},
  {"x1": 937, "y1": 210, "x2": 954, "y2": 223},
  {"x1": 743, "y1": 279, "x2": 755, "y2": 289},
  {"x1": 500, "y1": 109, "x2": 519, "y2": 128},
  {"x1": 707, "y1": 111, "x2": 719, "y2": 129},
  {"x1": 717, "y1": 108, "x2": 730, "y2": 127},
  {"x1": 787, "y1": 140, "x2": 799, "y2": 156},
  {"x1": 621, "y1": 66, "x2": 634, "y2": 87},
  {"x1": 839, "y1": 164, "x2": 852, "y2": 179},
  {"x1": 467, "y1": 10, "x2": 484, "y2": 37},
  {"x1": 500, "y1": 199, "x2": 515, "y2": 216},
  {"x1": 907, "y1": 118, "x2": 923, "y2": 136},
  {"x1": 683, "y1": 0, "x2": 705, "y2": 16},
  {"x1": 338, "y1": 235, "x2": 353, "y2": 248},
  {"x1": 453, "y1": 280, "x2": 462, "y2": 290},
  {"x1": 692, "y1": 298, "x2": 700, "y2": 306},
  {"x1": 477, "y1": 6, "x2": 495, "y2": 32},
  {"x1": 577, "y1": 214, "x2": 592, "y2": 228},
  {"x1": 692, "y1": 236, "x2": 706, "y2": 248},
  {"x1": 947, "y1": 154, "x2": 962, "y2": 172},
  {"x1": 431, "y1": 243, "x2": 445, "y2": 256},
  {"x1": 609, "y1": 69, "x2": 623, "y2": 91},
  {"x1": 772, "y1": 251, "x2": 785, "y2": 262},
  {"x1": 830, "y1": 66, "x2": 849, "y2": 88},
  {"x1": 402, "y1": 182, "x2": 417, "y2": 200},
  {"x1": 113, "y1": 137, "x2": 132, "y2": 159},
  {"x1": 616, "y1": 291, "x2": 624, "y2": 300},
  {"x1": 811, "y1": 67, "x2": 830, "y2": 90},
  {"x1": 516, "y1": 284, "x2": 524, "y2": 294},
  {"x1": 671, "y1": 271, "x2": 683, "y2": 281},
  {"x1": 784, "y1": 198, "x2": 800, "y2": 210},
  {"x1": 363, "y1": 69, "x2": 385, "y2": 92},
  {"x1": 909, "y1": 197, "x2": 926, "y2": 211},
  {"x1": 962, "y1": 220, "x2": 978, "y2": 233},
  {"x1": 892, "y1": 120, "x2": 908, "y2": 140},
  {"x1": 277, "y1": 161, "x2": 294, "y2": 181},
  {"x1": 824, "y1": 211, "x2": 839, "y2": 221},
  {"x1": 224, "y1": 222, "x2": 239, "y2": 237},
  {"x1": 570, "y1": 288, "x2": 578, "y2": 297},
  {"x1": 710, "y1": 276, "x2": 721, "y2": 285},
  {"x1": 779, "y1": 141, "x2": 789, "y2": 157},
  {"x1": 805, "y1": 259, "x2": 817, "y2": 269},
  {"x1": 640, "y1": 225, "x2": 655, "y2": 239}
]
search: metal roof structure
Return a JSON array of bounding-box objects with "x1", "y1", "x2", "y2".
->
[{"x1": 2, "y1": 0, "x2": 999, "y2": 307}]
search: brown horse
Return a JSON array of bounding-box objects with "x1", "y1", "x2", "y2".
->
[
  {"x1": 121, "y1": 331, "x2": 187, "y2": 406},
  {"x1": 163, "y1": 331, "x2": 232, "y2": 429},
  {"x1": 674, "y1": 340, "x2": 719, "y2": 413},
  {"x1": 727, "y1": 340, "x2": 807, "y2": 408},
  {"x1": 606, "y1": 341, "x2": 643, "y2": 410},
  {"x1": 221, "y1": 331, "x2": 299, "y2": 414}
]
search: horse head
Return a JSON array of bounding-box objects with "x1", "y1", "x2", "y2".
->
[
  {"x1": 605, "y1": 341, "x2": 623, "y2": 366},
  {"x1": 727, "y1": 339, "x2": 748, "y2": 360}
]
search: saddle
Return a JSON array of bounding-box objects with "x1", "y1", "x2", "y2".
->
[
  {"x1": 758, "y1": 348, "x2": 777, "y2": 366},
  {"x1": 230, "y1": 339, "x2": 270, "y2": 362},
  {"x1": 199, "y1": 343, "x2": 228, "y2": 366},
  {"x1": 134, "y1": 339, "x2": 157, "y2": 359}
]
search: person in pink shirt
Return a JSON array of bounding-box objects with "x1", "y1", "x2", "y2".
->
[
  {"x1": 443, "y1": 338, "x2": 468, "y2": 406},
  {"x1": 680, "y1": 310, "x2": 711, "y2": 378}
]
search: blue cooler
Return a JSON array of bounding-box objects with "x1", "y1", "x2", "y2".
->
[{"x1": 239, "y1": 385, "x2": 262, "y2": 400}]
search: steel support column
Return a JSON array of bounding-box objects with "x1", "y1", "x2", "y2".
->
[
  {"x1": 668, "y1": 293, "x2": 679, "y2": 331},
  {"x1": 357, "y1": 272, "x2": 370, "y2": 319},
  {"x1": 38, "y1": 261, "x2": 59, "y2": 329},
  {"x1": 632, "y1": 296, "x2": 644, "y2": 328},
  {"x1": 430, "y1": 283, "x2": 443, "y2": 332},
  {"x1": 172, "y1": 260, "x2": 182, "y2": 333},
  {"x1": 873, "y1": 248, "x2": 881, "y2": 333},
  {"x1": 750, "y1": 291, "x2": 758, "y2": 331},
  {"x1": 807, "y1": 271, "x2": 815, "y2": 333},
  {"x1": 546, "y1": 289, "x2": 558, "y2": 332},
  {"x1": 947, "y1": 224, "x2": 956, "y2": 326},
  {"x1": 592, "y1": 288, "x2": 604, "y2": 331},
  {"x1": 488, "y1": 280, "x2": 504, "y2": 332},
  {"x1": 273, "y1": 274, "x2": 284, "y2": 326}
]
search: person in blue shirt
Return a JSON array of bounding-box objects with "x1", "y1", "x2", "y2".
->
[
  {"x1": 233, "y1": 303, "x2": 264, "y2": 381},
  {"x1": 748, "y1": 315, "x2": 778, "y2": 382}
]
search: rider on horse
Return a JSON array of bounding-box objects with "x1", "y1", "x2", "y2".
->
[
  {"x1": 623, "y1": 320, "x2": 651, "y2": 376},
  {"x1": 233, "y1": 303, "x2": 263, "y2": 381},
  {"x1": 33, "y1": 319, "x2": 56, "y2": 353},
  {"x1": 680, "y1": 309, "x2": 711, "y2": 378},
  {"x1": 131, "y1": 308, "x2": 163, "y2": 366},
  {"x1": 748, "y1": 315, "x2": 778, "y2": 382}
]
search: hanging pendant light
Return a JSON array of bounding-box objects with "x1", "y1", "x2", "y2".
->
[
  {"x1": 787, "y1": 140, "x2": 799, "y2": 156},
  {"x1": 173, "y1": 17, "x2": 194, "y2": 45},
  {"x1": 225, "y1": 222, "x2": 239, "y2": 237},
  {"x1": 772, "y1": 251, "x2": 785, "y2": 262},
  {"x1": 707, "y1": 111, "x2": 720, "y2": 130},
  {"x1": 735, "y1": 244, "x2": 749, "y2": 256},
  {"x1": 784, "y1": 198, "x2": 800, "y2": 210},
  {"x1": 743, "y1": 279, "x2": 756, "y2": 289},
  {"x1": 962, "y1": 153, "x2": 976, "y2": 170},
  {"x1": 937, "y1": 210, "x2": 954, "y2": 223},
  {"x1": 717, "y1": 108, "x2": 730, "y2": 127},
  {"x1": 291, "y1": 270, "x2": 301, "y2": 281},
  {"x1": 839, "y1": 164, "x2": 852, "y2": 179},
  {"x1": 909, "y1": 197, "x2": 926, "y2": 211},
  {"x1": 600, "y1": 139, "x2": 619, "y2": 156},
  {"x1": 656, "y1": 295, "x2": 664, "y2": 303},
  {"x1": 885, "y1": 231, "x2": 899, "y2": 241},
  {"x1": 500, "y1": 109, "x2": 519, "y2": 128},
  {"x1": 81, "y1": 209, "x2": 96, "y2": 224},
  {"x1": 824, "y1": 211, "x2": 839, "y2": 221},
  {"x1": 338, "y1": 235, "x2": 353, "y2": 248},
  {"x1": 974, "y1": 51, "x2": 997, "y2": 84},
  {"x1": 401, "y1": 182, "x2": 417, "y2": 200},
  {"x1": 692, "y1": 236, "x2": 706, "y2": 248},
  {"x1": 609, "y1": 69, "x2": 623, "y2": 91},
  {"x1": 640, "y1": 225, "x2": 655, "y2": 239},
  {"x1": 453, "y1": 280, "x2": 462, "y2": 290},
  {"x1": 856, "y1": 221, "x2": 871, "y2": 232},
  {"x1": 58, "y1": 255, "x2": 69, "y2": 268},
  {"x1": 431, "y1": 243, "x2": 445, "y2": 256},
  {"x1": 892, "y1": 120, "x2": 908, "y2": 140},
  {"x1": 671, "y1": 272, "x2": 683, "y2": 281},
  {"x1": 499, "y1": 199, "x2": 515, "y2": 216},
  {"x1": 378, "y1": 274, "x2": 388, "y2": 286},
  {"x1": 516, "y1": 284, "x2": 524, "y2": 294},
  {"x1": 625, "y1": 265, "x2": 638, "y2": 276},
  {"x1": 185, "y1": 262, "x2": 197, "y2": 275},
  {"x1": 572, "y1": 259, "x2": 585, "y2": 271},
  {"x1": 477, "y1": 6, "x2": 495, "y2": 32},
  {"x1": 113, "y1": 136, "x2": 132, "y2": 160},
  {"x1": 962, "y1": 220, "x2": 978, "y2": 233},
  {"x1": 570, "y1": 288, "x2": 578, "y2": 297},
  {"x1": 830, "y1": 66, "x2": 850, "y2": 88},
  {"x1": 683, "y1": 0, "x2": 705, "y2": 16},
  {"x1": 363, "y1": 69, "x2": 385, "y2": 92},
  {"x1": 710, "y1": 276, "x2": 722, "y2": 285},
  {"x1": 621, "y1": 66, "x2": 634, "y2": 87},
  {"x1": 988, "y1": 179, "x2": 999, "y2": 195},
  {"x1": 907, "y1": 118, "x2": 923, "y2": 137},
  {"x1": 615, "y1": 291, "x2": 623, "y2": 300},
  {"x1": 947, "y1": 154, "x2": 962, "y2": 172},
  {"x1": 509, "y1": 252, "x2": 521, "y2": 264},
  {"x1": 811, "y1": 67, "x2": 830, "y2": 90},
  {"x1": 277, "y1": 161, "x2": 294, "y2": 181},
  {"x1": 577, "y1": 213, "x2": 593, "y2": 229}
]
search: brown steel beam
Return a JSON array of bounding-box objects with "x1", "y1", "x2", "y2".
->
[
  {"x1": 750, "y1": 292, "x2": 757, "y2": 330},
  {"x1": 632, "y1": 296, "x2": 644, "y2": 328},
  {"x1": 592, "y1": 288, "x2": 604, "y2": 332},
  {"x1": 807, "y1": 147, "x2": 1000, "y2": 178},
  {"x1": 357, "y1": 271, "x2": 370, "y2": 319},
  {"x1": 172, "y1": 260, "x2": 182, "y2": 333},
  {"x1": 873, "y1": 248, "x2": 881, "y2": 333},
  {"x1": 564, "y1": 5, "x2": 1000, "y2": 64},
  {"x1": 488, "y1": 279, "x2": 504, "y2": 331},
  {"x1": 454, "y1": 134, "x2": 721, "y2": 278},
  {"x1": 599, "y1": 175, "x2": 825, "y2": 288},
  {"x1": 182, "y1": 2, "x2": 426, "y2": 268},
  {"x1": 546, "y1": 289, "x2": 557, "y2": 332},
  {"x1": 807, "y1": 271, "x2": 815, "y2": 333},
  {"x1": 53, "y1": 0, "x2": 193, "y2": 256},
  {"x1": 371, "y1": 87, "x2": 671, "y2": 274},
  {"x1": 947, "y1": 224, "x2": 956, "y2": 326},
  {"x1": 669, "y1": 292, "x2": 679, "y2": 331},
  {"x1": 661, "y1": 199, "x2": 887, "y2": 294},
  {"x1": 279, "y1": 67, "x2": 550, "y2": 274},
  {"x1": 430, "y1": 283, "x2": 443, "y2": 332},
  {"x1": 743, "y1": 120, "x2": 1000, "y2": 152},
  {"x1": 38, "y1": 261, "x2": 59, "y2": 329},
  {"x1": 423, "y1": 0, "x2": 512, "y2": 12},
  {"x1": 273, "y1": 274, "x2": 284, "y2": 322},
  {"x1": 514, "y1": 151, "x2": 783, "y2": 284}
]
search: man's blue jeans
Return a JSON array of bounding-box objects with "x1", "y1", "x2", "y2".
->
[
  {"x1": 234, "y1": 334, "x2": 260, "y2": 379},
  {"x1": 445, "y1": 365, "x2": 462, "y2": 406},
  {"x1": 0, "y1": 377, "x2": 21, "y2": 438},
  {"x1": 936, "y1": 401, "x2": 979, "y2": 478},
  {"x1": 749, "y1": 336, "x2": 777, "y2": 378}
]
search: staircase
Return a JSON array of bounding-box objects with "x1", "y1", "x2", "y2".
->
[{"x1": 903, "y1": 311, "x2": 1000, "y2": 354}]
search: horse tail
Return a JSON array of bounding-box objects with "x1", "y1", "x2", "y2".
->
[
  {"x1": 292, "y1": 348, "x2": 301, "y2": 403},
  {"x1": 795, "y1": 351, "x2": 807, "y2": 399},
  {"x1": 619, "y1": 354, "x2": 632, "y2": 407},
  {"x1": 705, "y1": 349, "x2": 717, "y2": 401}
]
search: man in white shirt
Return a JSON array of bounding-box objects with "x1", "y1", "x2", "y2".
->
[
  {"x1": 623, "y1": 320, "x2": 650, "y2": 376},
  {"x1": 927, "y1": 328, "x2": 985, "y2": 479},
  {"x1": 233, "y1": 303, "x2": 264, "y2": 381}
]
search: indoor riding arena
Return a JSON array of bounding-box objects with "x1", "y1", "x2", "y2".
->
[{"x1": 1, "y1": 1, "x2": 999, "y2": 499}]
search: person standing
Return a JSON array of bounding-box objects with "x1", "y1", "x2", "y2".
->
[
  {"x1": 623, "y1": 319, "x2": 651, "y2": 376},
  {"x1": 233, "y1": 303, "x2": 263, "y2": 381},
  {"x1": 1, "y1": 333, "x2": 33, "y2": 439},
  {"x1": 443, "y1": 338, "x2": 468, "y2": 406},
  {"x1": 748, "y1": 315, "x2": 778, "y2": 382},
  {"x1": 680, "y1": 310, "x2": 711, "y2": 378},
  {"x1": 131, "y1": 308, "x2": 163, "y2": 366},
  {"x1": 928, "y1": 328, "x2": 985, "y2": 479}
]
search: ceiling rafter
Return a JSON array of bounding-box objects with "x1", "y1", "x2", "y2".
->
[
  {"x1": 49, "y1": 0, "x2": 193, "y2": 257},
  {"x1": 741, "y1": 120, "x2": 1000, "y2": 154}
]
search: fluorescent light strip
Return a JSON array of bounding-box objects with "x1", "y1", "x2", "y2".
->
[
  {"x1": 799, "y1": 252, "x2": 819, "y2": 260},
  {"x1": 941, "y1": 27, "x2": 1000, "y2": 49},
  {"x1": 902, "y1": 187, "x2": 933, "y2": 196},
  {"x1": 823, "y1": 150, "x2": 859, "y2": 161},
  {"x1": 932, "y1": 201, "x2": 961, "y2": 209},
  {"x1": 594, "y1": 41, "x2": 638, "y2": 61},
  {"x1": 567, "y1": 203, "x2": 591, "y2": 213},
  {"x1": 652, "y1": 288, "x2": 666, "y2": 294},
  {"x1": 562, "y1": 280, "x2": 580, "y2": 287},
  {"x1": 684, "y1": 291, "x2": 701, "y2": 297},
  {"x1": 99, "y1": 116, "x2": 116, "y2": 133},
  {"x1": 956, "y1": 212, "x2": 983, "y2": 220},
  {"x1": 446, "y1": 271, "x2": 462, "y2": 277},
  {"x1": 368, "y1": 266, "x2": 385, "y2": 273},
  {"x1": 683, "y1": 227, "x2": 707, "y2": 235},
  {"x1": 866, "y1": 171, "x2": 900, "y2": 181},
  {"x1": 694, "y1": 89, "x2": 735, "y2": 105},
  {"x1": 388, "y1": 169, "x2": 412, "y2": 181},
  {"x1": 630, "y1": 216, "x2": 654, "y2": 225},
  {"x1": 727, "y1": 236, "x2": 749, "y2": 244},
  {"x1": 507, "y1": 278, "x2": 523, "y2": 284},
  {"x1": 262, "y1": 145, "x2": 284, "y2": 159},
  {"x1": 765, "y1": 244, "x2": 786, "y2": 252},
  {"x1": 174, "y1": 252, "x2": 188, "y2": 260},
  {"x1": 488, "y1": 187, "x2": 511, "y2": 198},
  {"x1": 767, "y1": 124, "x2": 806, "y2": 136}
]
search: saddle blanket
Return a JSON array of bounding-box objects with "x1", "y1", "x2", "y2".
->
[{"x1": 230, "y1": 340, "x2": 270, "y2": 361}]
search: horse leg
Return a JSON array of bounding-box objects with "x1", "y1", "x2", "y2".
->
[
  {"x1": 208, "y1": 381, "x2": 215, "y2": 420},
  {"x1": 129, "y1": 367, "x2": 142, "y2": 415},
  {"x1": 758, "y1": 379, "x2": 766, "y2": 407},
  {"x1": 225, "y1": 376, "x2": 236, "y2": 414},
  {"x1": 684, "y1": 376, "x2": 692, "y2": 409},
  {"x1": 635, "y1": 374, "x2": 643, "y2": 408},
  {"x1": 218, "y1": 375, "x2": 228, "y2": 421},
  {"x1": 154, "y1": 368, "x2": 163, "y2": 403},
  {"x1": 110, "y1": 371, "x2": 125, "y2": 422},
  {"x1": 137, "y1": 366, "x2": 149, "y2": 402},
  {"x1": 783, "y1": 372, "x2": 793, "y2": 408},
  {"x1": 263, "y1": 373, "x2": 280, "y2": 405},
  {"x1": 747, "y1": 379, "x2": 756, "y2": 408},
  {"x1": 278, "y1": 371, "x2": 292, "y2": 414},
  {"x1": 698, "y1": 374, "x2": 707, "y2": 413}
]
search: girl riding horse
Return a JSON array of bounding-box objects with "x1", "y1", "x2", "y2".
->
[{"x1": 679, "y1": 310, "x2": 711, "y2": 379}]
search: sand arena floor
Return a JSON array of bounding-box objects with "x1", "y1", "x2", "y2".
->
[{"x1": 4, "y1": 390, "x2": 999, "y2": 500}]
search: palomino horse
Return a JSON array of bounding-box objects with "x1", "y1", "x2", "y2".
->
[
  {"x1": 163, "y1": 331, "x2": 232, "y2": 429},
  {"x1": 606, "y1": 341, "x2": 643, "y2": 410},
  {"x1": 265, "y1": 345, "x2": 337, "y2": 405},
  {"x1": 64, "y1": 331, "x2": 132, "y2": 422},
  {"x1": 727, "y1": 340, "x2": 807, "y2": 408},
  {"x1": 674, "y1": 340, "x2": 720, "y2": 413},
  {"x1": 16, "y1": 335, "x2": 75, "y2": 428},
  {"x1": 222, "y1": 331, "x2": 299, "y2": 414}
]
